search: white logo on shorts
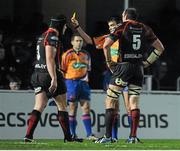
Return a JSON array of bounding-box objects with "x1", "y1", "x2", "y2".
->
[
  {"x1": 51, "y1": 36, "x2": 58, "y2": 41},
  {"x1": 115, "y1": 78, "x2": 128, "y2": 86},
  {"x1": 35, "y1": 87, "x2": 42, "y2": 93}
]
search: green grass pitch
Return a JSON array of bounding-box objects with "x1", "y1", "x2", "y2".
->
[{"x1": 0, "y1": 139, "x2": 180, "y2": 150}]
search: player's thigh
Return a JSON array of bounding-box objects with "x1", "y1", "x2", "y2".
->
[
  {"x1": 129, "y1": 96, "x2": 139, "y2": 110},
  {"x1": 106, "y1": 84, "x2": 122, "y2": 108},
  {"x1": 122, "y1": 91, "x2": 129, "y2": 103},
  {"x1": 31, "y1": 72, "x2": 49, "y2": 112},
  {"x1": 128, "y1": 84, "x2": 142, "y2": 109},
  {"x1": 79, "y1": 81, "x2": 91, "y2": 100},
  {"x1": 114, "y1": 100, "x2": 119, "y2": 112},
  {"x1": 53, "y1": 72, "x2": 67, "y2": 98},
  {"x1": 107, "y1": 84, "x2": 122, "y2": 100},
  {"x1": 122, "y1": 90, "x2": 130, "y2": 113},
  {"x1": 65, "y1": 79, "x2": 79, "y2": 103},
  {"x1": 54, "y1": 93, "x2": 67, "y2": 111},
  {"x1": 31, "y1": 72, "x2": 52, "y2": 98}
]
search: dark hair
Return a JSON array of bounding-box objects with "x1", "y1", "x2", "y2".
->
[
  {"x1": 71, "y1": 33, "x2": 82, "y2": 41},
  {"x1": 49, "y1": 14, "x2": 66, "y2": 33},
  {"x1": 108, "y1": 16, "x2": 121, "y2": 24},
  {"x1": 124, "y1": 8, "x2": 138, "y2": 20}
]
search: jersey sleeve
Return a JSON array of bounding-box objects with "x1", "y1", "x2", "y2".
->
[
  {"x1": 109, "y1": 33, "x2": 118, "y2": 42},
  {"x1": 109, "y1": 26, "x2": 124, "y2": 42},
  {"x1": 44, "y1": 32, "x2": 59, "y2": 48},
  {"x1": 61, "y1": 52, "x2": 68, "y2": 72},
  {"x1": 144, "y1": 25, "x2": 158, "y2": 45},
  {"x1": 93, "y1": 35, "x2": 107, "y2": 49}
]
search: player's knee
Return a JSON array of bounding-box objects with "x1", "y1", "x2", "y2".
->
[
  {"x1": 69, "y1": 102, "x2": 78, "y2": 114},
  {"x1": 81, "y1": 101, "x2": 90, "y2": 114},
  {"x1": 34, "y1": 101, "x2": 47, "y2": 112},
  {"x1": 34, "y1": 106, "x2": 45, "y2": 113},
  {"x1": 129, "y1": 99, "x2": 139, "y2": 110},
  {"x1": 57, "y1": 103, "x2": 67, "y2": 111}
]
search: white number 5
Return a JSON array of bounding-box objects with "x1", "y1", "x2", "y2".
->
[{"x1": 132, "y1": 34, "x2": 141, "y2": 50}]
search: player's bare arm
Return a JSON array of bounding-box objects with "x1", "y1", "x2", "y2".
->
[
  {"x1": 71, "y1": 17, "x2": 93, "y2": 45},
  {"x1": 45, "y1": 45, "x2": 57, "y2": 94},
  {"x1": 103, "y1": 37, "x2": 114, "y2": 70},
  {"x1": 152, "y1": 38, "x2": 165, "y2": 53}
]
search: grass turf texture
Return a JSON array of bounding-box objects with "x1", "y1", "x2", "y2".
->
[{"x1": 0, "y1": 139, "x2": 180, "y2": 150}]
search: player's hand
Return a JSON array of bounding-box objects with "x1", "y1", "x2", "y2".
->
[
  {"x1": 142, "y1": 61, "x2": 150, "y2": 68},
  {"x1": 71, "y1": 18, "x2": 79, "y2": 27},
  {"x1": 71, "y1": 12, "x2": 79, "y2": 28},
  {"x1": 49, "y1": 78, "x2": 57, "y2": 94}
]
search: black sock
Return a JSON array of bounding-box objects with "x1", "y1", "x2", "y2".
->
[
  {"x1": 25, "y1": 110, "x2": 41, "y2": 139},
  {"x1": 105, "y1": 108, "x2": 115, "y2": 138},
  {"x1": 58, "y1": 111, "x2": 71, "y2": 140}
]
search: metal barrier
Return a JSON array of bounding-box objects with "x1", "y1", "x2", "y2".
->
[
  {"x1": 143, "y1": 75, "x2": 152, "y2": 91},
  {"x1": 176, "y1": 76, "x2": 180, "y2": 91}
]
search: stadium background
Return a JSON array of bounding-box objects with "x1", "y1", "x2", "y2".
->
[{"x1": 0, "y1": 0, "x2": 180, "y2": 90}]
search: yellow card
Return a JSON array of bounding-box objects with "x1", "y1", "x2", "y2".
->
[{"x1": 72, "y1": 12, "x2": 76, "y2": 19}]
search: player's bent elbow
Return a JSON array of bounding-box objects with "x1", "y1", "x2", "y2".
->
[
  {"x1": 161, "y1": 45, "x2": 165, "y2": 52},
  {"x1": 158, "y1": 45, "x2": 165, "y2": 55},
  {"x1": 103, "y1": 44, "x2": 109, "y2": 50},
  {"x1": 152, "y1": 39, "x2": 165, "y2": 54}
]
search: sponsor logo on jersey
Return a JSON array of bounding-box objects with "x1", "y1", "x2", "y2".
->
[
  {"x1": 124, "y1": 53, "x2": 143, "y2": 59},
  {"x1": 110, "y1": 48, "x2": 119, "y2": 56},
  {"x1": 129, "y1": 26, "x2": 143, "y2": 31},
  {"x1": 35, "y1": 64, "x2": 47, "y2": 69}
]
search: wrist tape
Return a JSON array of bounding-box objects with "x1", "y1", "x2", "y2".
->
[{"x1": 146, "y1": 49, "x2": 162, "y2": 65}]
